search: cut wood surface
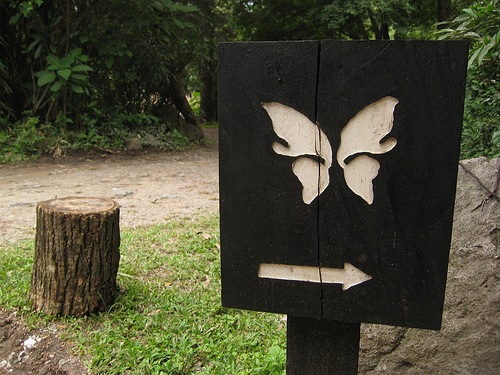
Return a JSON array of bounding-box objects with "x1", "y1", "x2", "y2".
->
[{"x1": 29, "y1": 197, "x2": 120, "y2": 317}]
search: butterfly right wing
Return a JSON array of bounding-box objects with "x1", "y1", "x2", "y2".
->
[{"x1": 336, "y1": 96, "x2": 398, "y2": 204}]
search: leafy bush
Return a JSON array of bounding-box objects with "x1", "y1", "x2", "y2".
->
[
  {"x1": 0, "y1": 115, "x2": 45, "y2": 162},
  {"x1": 461, "y1": 64, "x2": 500, "y2": 159},
  {"x1": 2, "y1": 0, "x2": 205, "y2": 144},
  {"x1": 436, "y1": 0, "x2": 499, "y2": 68},
  {"x1": 435, "y1": 0, "x2": 500, "y2": 159},
  {"x1": 0, "y1": 111, "x2": 194, "y2": 162}
]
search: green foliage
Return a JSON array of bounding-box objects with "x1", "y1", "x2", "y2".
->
[
  {"x1": 86, "y1": 0, "x2": 202, "y2": 119},
  {"x1": 0, "y1": 115, "x2": 45, "y2": 162},
  {"x1": 35, "y1": 48, "x2": 93, "y2": 96},
  {"x1": 460, "y1": 64, "x2": 500, "y2": 159},
  {"x1": 164, "y1": 129, "x2": 192, "y2": 150},
  {"x1": 0, "y1": 240, "x2": 33, "y2": 308},
  {"x1": 232, "y1": 0, "x2": 438, "y2": 41},
  {"x1": 232, "y1": 0, "x2": 334, "y2": 40},
  {"x1": 436, "y1": 0, "x2": 500, "y2": 67},
  {"x1": 321, "y1": 0, "x2": 431, "y2": 40},
  {"x1": 2, "y1": 0, "x2": 497, "y2": 158},
  {"x1": 0, "y1": 215, "x2": 287, "y2": 374},
  {"x1": 434, "y1": 1, "x2": 500, "y2": 159},
  {"x1": 1, "y1": 0, "x2": 206, "y2": 144},
  {"x1": 0, "y1": 44, "x2": 14, "y2": 119},
  {"x1": 189, "y1": 91, "x2": 202, "y2": 117},
  {"x1": 0, "y1": 111, "x2": 194, "y2": 161},
  {"x1": 252, "y1": 345, "x2": 286, "y2": 374}
]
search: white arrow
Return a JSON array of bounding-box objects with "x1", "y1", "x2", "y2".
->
[{"x1": 258, "y1": 263, "x2": 372, "y2": 290}]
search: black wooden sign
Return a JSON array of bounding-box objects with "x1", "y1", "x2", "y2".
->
[{"x1": 218, "y1": 40, "x2": 469, "y2": 330}]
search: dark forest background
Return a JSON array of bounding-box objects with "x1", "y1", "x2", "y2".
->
[{"x1": 0, "y1": 0, "x2": 498, "y2": 160}]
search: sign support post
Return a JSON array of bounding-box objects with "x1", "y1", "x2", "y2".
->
[{"x1": 287, "y1": 317, "x2": 360, "y2": 374}]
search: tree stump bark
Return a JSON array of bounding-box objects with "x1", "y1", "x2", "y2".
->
[{"x1": 29, "y1": 197, "x2": 120, "y2": 317}]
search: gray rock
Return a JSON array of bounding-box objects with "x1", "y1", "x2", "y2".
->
[
  {"x1": 359, "y1": 157, "x2": 500, "y2": 374},
  {"x1": 159, "y1": 194, "x2": 179, "y2": 200},
  {"x1": 143, "y1": 133, "x2": 159, "y2": 147},
  {"x1": 112, "y1": 187, "x2": 134, "y2": 198},
  {"x1": 124, "y1": 138, "x2": 142, "y2": 151},
  {"x1": 10, "y1": 202, "x2": 33, "y2": 207}
]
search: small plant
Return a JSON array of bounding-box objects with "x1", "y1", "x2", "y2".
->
[
  {"x1": 251, "y1": 344, "x2": 286, "y2": 375},
  {"x1": 165, "y1": 129, "x2": 191, "y2": 150},
  {"x1": 34, "y1": 48, "x2": 93, "y2": 96},
  {"x1": 15, "y1": 116, "x2": 44, "y2": 154},
  {"x1": 0, "y1": 115, "x2": 46, "y2": 162},
  {"x1": 189, "y1": 91, "x2": 201, "y2": 117}
]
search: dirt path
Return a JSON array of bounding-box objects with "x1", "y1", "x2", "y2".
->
[
  {"x1": 0, "y1": 128, "x2": 219, "y2": 246},
  {"x1": 0, "y1": 128, "x2": 219, "y2": 375}
]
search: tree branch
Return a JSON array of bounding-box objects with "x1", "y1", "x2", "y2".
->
[{"x1": 459, "y1": 161, "x2": 500, "y2": 204}]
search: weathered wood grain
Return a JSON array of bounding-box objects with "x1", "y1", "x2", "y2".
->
[{"x1": 218, "y1": 40, "x2": 469, "y2": 329}]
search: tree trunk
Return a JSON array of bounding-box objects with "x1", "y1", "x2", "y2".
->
[
  {"x1": 29, "y1": 197, "x2": 120, "y2": 317},
  {"x1": 438, "y1": 0, "x2": 452, "y2": 23},
  {"x1": 200, "y1": 58, "x2": 218, "y2": 123},
  {"x1": 170, "y1": 75, "x2": 204, "y2": 142},
  {"x1": 196, "y1": 0, "x2": 218, "y2": 123}
]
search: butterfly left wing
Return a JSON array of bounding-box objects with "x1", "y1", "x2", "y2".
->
[{"x1": 262, "y1": 102, "x2": 332, "y2": 204}]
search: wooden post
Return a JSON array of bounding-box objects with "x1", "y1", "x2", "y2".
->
[
  {"x1": 29, "y1": 197, "x2": 120, "y2": 317},
  {"x1": 286, "y1": 317, "x2": 360, "y2": 375}
]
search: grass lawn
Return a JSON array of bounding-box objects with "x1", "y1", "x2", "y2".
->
[{"x1": 0, "y1": 214, "x2": 286, "y2": 374}]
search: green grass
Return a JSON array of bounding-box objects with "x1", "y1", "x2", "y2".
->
[
  {"x1": 0, "y1": 214, "x2": 286, "y2": 374},
  {"x1": 0, "y1": 240, "x2": 34, "y2": 309}
]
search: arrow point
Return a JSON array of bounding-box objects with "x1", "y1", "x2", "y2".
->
[{"x1": 342, "y1": 263, "x2": 372, "y2": 290}]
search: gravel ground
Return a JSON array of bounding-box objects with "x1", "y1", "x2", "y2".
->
[{"x1": 0, "y1": 128, "x2": 219, "y2": 246}]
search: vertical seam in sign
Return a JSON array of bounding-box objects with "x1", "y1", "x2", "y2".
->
[{"x1": 314, "y1": 40, "x2": 324, "y2": 318}]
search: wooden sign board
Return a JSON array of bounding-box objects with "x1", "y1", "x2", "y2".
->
[{"x1": 218, "y1": 40, "x2": 469, "y2": 330}]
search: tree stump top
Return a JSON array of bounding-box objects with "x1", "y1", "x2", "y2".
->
[{"x1": 40, "y1": 197, "x2": 119, "y2": 214}]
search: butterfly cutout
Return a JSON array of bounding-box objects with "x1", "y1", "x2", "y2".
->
[{"x1": 262, "y1": 97, "x2": 398, "y2": 205}]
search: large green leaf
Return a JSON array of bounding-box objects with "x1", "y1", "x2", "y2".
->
[
  {"x1": 50, "y1": 81, "x2": 62, "y2": 92},
  {"x1": 72, "y1": 64, "x2": 94, "y2": 72},
  {"x1": 70, "y1": 84, "x2": 84, "y2": 94},
  {"x1": 57, "y1": 69, "x2": 72, "y2": 80},
  {"x1": 36, "y1": 71, "x2": 56, "y2": 86},
  {"x1": 70, "y1": 47, "x2": 82, "y2": 57},
  {"x1": 60, "y1": 55, "x2": 75, "y2": 69},
  {"x1": 46, "y1": 55, "x2": 61, "y2": 69},
  {"x1": 463, "y1": 8, "x2": 478, "y2": 19},
  {"x1": 71, "y1": 73, "x2": 88, "y2": 83},
  {"x1": 104, "y1": 57, "x2": 114, "y2": 69}
]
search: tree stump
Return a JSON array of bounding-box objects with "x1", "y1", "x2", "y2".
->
[{"x1": 29, "y1": 197, "x2": 120, "y2": 317}]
